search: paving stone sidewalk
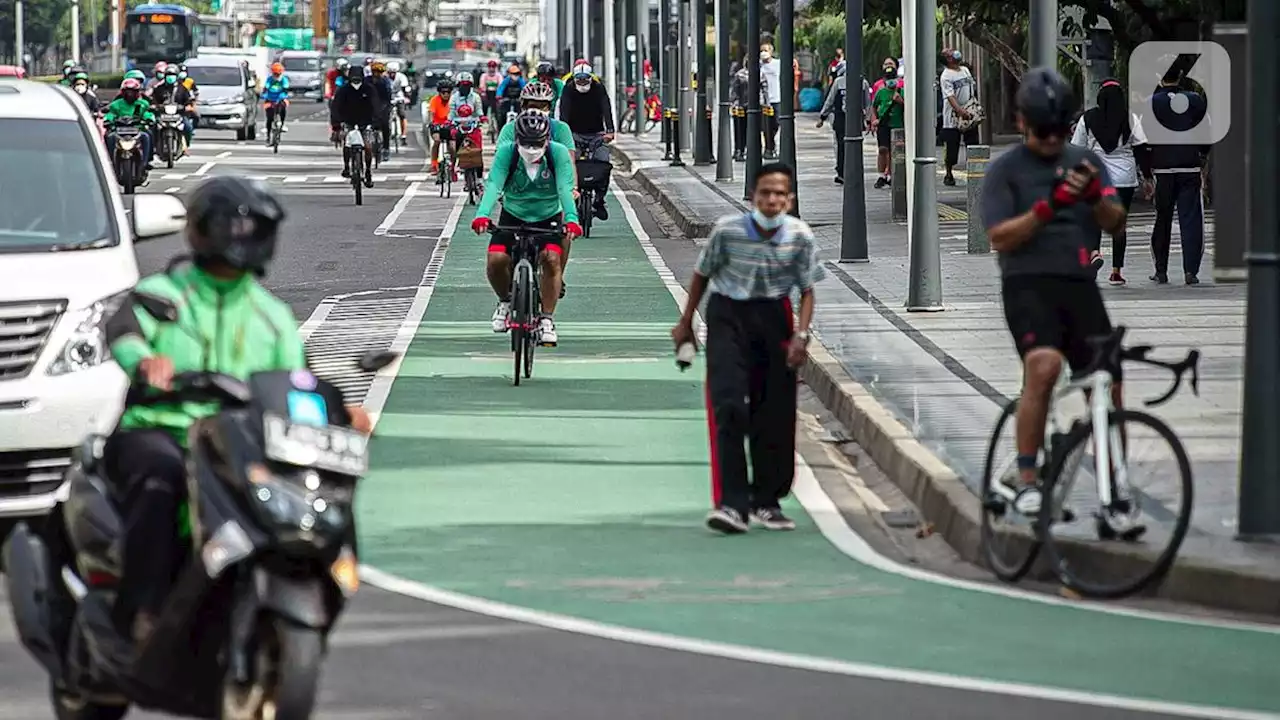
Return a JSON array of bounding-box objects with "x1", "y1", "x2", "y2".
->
[{"x1": 612, "y1": 117, "x2": 1275, "y2": 611}]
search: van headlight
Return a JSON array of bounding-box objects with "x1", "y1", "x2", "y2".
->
[{"x1": 47, "y1": 292, "x2": 128, "y2": 376}]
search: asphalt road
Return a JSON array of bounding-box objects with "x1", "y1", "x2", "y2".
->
[{"x1": 0, "y1": 113, "x2": 1272, "y2": 719}]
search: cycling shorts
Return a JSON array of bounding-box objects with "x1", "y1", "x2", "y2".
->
[
  {"x1": 430, "y1": 122, "x2": 453, "y2": 137},
  {"x1": 488, "y1": 209, "x2": 562, "y2": 255},
  {"x1": 1001, "y1": 274, "x2": 1117, "y2": 377}
]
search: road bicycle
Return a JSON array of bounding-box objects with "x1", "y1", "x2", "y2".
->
[
  {"x1": 390, "y1": 98, "x2": 406, "y2": 154},
  {"x1": 488, "y1": 224, "x2": 562, "y2": 386},
  {"x1": 436, "y1": 131, "x2": 454, "y2": 199},
  {"x1": 981, "y1": 325, "x2": 1199, "y2": 599},
  {"x1": 267, "y1": 102, "x2": 286, "y2": 154},
  {"x1": 343, "y1": 124, "x2": 373, "y2": 206},
  {"x1": 574, "y1": 134, "x2": 613, "y2": 239}
]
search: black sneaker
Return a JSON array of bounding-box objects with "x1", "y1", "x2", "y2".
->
[
  {"x1": 834, "y1": 175, "x2": 844, "y2": 185},
  {"x1": 1185, "y1": 273, "x2": 1200, "y2": 285},
  {"x1": 706, "y1": 506, "x2": 748, "y2": 534},
  {"x1": 594, "y1": 203, "x2": 609, "y2": 221},
  {"x1": 873, "y1": 176, "x2": 888, "y2": 189},
  {"x1": 1149, "y1": 272, "x2": 1169, "y2": 284},
  {"x1": 750, "y1": 507, "x2": 796, "y2": 531},
  {"x1": 363, "y1": 175, "x2": 374, "y2": 188},
  {"x1": 341, "y1": 168, "x2": 351, "y2": 179},
  {"x1": 943, "y1": 175, "x2": 957, "y2": 186}
]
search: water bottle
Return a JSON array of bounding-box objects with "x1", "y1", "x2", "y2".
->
[{"x1": 676, "y1": 342, "x2": 696, "y2": 371}]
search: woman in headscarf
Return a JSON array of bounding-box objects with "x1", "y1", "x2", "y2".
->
[{"x1": 1070, "y1": 78, "x2": 1153, "y2": 285}]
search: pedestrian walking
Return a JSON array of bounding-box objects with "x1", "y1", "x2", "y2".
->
[
  {"x1": 730, "y1": 60, "x2": 748, "y2": 162},
  {"x1": 671, "y1": 163, "x2": 824, "y2": 535},
  {"x1": 826, "y1": 48, "x2": 844, "y2": 90},
  {"x1": 1147, "y1": 64, "x2": 1209, "y2": 285},
  {"x1": 760, "y1": 48, "x2": 781, "y2": 159},
  {"x1": 870, "y1": 59, "x2": 905, "y2": 188},
  {"x1": 1070, "y1": 78, "x2": 1153, "y2": 285},
  {"x1": 939, "y1": 48, "x2": 980, "y2": 186},
  {"x1": 816, "y1": 59, "x2": 847, "y2": 185}
]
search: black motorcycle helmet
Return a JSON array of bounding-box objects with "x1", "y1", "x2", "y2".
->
[
  {"x1": 436, "y1": 77, "x2": 454, "y2": 93},
  {"x1": 345, "y1": 65, "x2": 364, "y2": 84},
  {"x1": 185, "y1": 176, "x2": 286, "y2": 275},
  {"x1": 513, "y1": 110, "x2": 550, "y2": 147},
  {"x1": 1015, "y1": 66, "x2": 1076, "y2": 137}
]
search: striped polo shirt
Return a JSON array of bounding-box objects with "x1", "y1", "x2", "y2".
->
[{"x1": 694, "y1": 214, "x2": 825, "y2": 300}]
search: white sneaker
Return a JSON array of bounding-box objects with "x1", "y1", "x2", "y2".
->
[
  {"x1": 282, "y1": 125, "x2": 289, "y2": 132},
  {"x1": 538, "y1": 316, "x2": 557, "y2": 346},
  {"x1": 490, "y1": 302, "x2": 510, "y2": 333},
  {"x1": 400, "y1": 134, "x2": 408, "y2": 142}
]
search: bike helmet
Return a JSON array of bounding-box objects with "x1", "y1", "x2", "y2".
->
[
  {"x1": 371, "y1": 61, "x2": 386, "y2": 73},
  {"x1": 387, "y1": 60, "x2": 401, "y2": 73},
  {"x1": 119, "y1": 77, "x2": 142, "y2": 99},
  {"x1": 345, "y1": 65, "x2": 364, "y2": 84},
  {"x1": 457, "y1": 71, "x2": 474, "y2": 84},
  {"x1": 1015, "y1": 66, "x2": 1076, "y2": 135},
  {"x1": 507, "y1": 63, "x2": 522, "y2": 75},
  {"x1": 521, "y1": 81, "x2": 556, "y2": 104},
  {"x1": 186, "y1": 176, "x2": 286, "y2": 275},
  {"x1": 271, "y1": 62, "x2": 284, "y2": 75},
  {"x1": 436, "y1": 77, "x2": 454, "y2": 92},
  {"x1": 513, "y1": 110, "x2": 550, "y2": 147},
  {"x1": 336, "y1": 57, "x2": 350, "y2": 70},
  {"x1": 153, "y1": 61, "x2": 167, "y2": 76},
  {"x1": 536, "y1": 60, "x2": 554, "y2": 77}
]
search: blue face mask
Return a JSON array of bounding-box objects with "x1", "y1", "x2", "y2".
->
[{"x1": 751, "y1": 208, "x2": 786, "y2": 231}]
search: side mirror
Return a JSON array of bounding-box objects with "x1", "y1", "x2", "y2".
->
[
  {"x1": 357, "y1": 350, "x2": 398, "y2": 373},
  {"x1": 132, "y1": 290, "x2": 179, "y2": 322},
  {"x1": 131, "y1": 193, "x2": 186, "y2": 240}
]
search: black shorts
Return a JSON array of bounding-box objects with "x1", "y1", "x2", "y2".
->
[
  {"x1": 876, "y1": 122, "x2": 895, "y2": 149},
  {"x1": 1001, "y1": 275, "x2": 1116, "y2": 375},
  {"x1": 487, "y1": 209, "x2": 563, "y2": 255}
]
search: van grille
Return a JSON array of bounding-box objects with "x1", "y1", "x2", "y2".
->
[
  {"x1": 0, "y1": 448, "x2": 73, "y2": 499},
  {"x1": 0, "y1": 300, "x2": 66, "y2": 381}
]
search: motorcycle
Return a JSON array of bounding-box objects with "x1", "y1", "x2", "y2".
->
[
  {"x1": 155, "y1": 103, "x2": 186, "y2": 169},
  {"x1": 108, "y1": 116, "x2": 146, "y2": 195},
  {"x1": 3, "y1": 289, "x2": 396, "y2": 720}
]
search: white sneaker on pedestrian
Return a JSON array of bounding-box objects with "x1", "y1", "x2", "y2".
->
[
  {"x1": 490, "y1": 301, "x2": 510, "y2": 333},
  {"x1": 282, "y1": 125, "x2": 289, "y2": 132},
  {"x1": 538, "y1": 316, "x2": 558, "y2": 346}
]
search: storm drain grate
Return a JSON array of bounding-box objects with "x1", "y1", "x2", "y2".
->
[{"x1": 305, "y1": 295, "x2": 414, "y2": 404}]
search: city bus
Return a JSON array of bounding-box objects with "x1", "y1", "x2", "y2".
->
[{"x1": 124, "y1": 4, "x2": 237, "y2": 69}]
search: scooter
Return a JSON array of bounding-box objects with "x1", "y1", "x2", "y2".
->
[
  {"x1": 155, "y1": 103, "x2": 187, "y2": 168},
  {"x1": 108, "y1": 116, "x2": 146, "y2": 195},
  {"x1": 3, "y1": 289, "x2": 396, "y2": 720}
]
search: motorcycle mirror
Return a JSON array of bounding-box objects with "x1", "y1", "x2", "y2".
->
[
  {"x1": 357, "y1": 350, "x2": 398, "y2": 373},
  {"x1": 132, "y1": 290, "x2": 179, "y2": 322}
]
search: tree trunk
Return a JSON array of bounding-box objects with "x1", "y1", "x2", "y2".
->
[{"x1": 959, "y1": 19, "x2": 1028, "y2": 81}]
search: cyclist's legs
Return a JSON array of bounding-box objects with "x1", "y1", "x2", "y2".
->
[
  {"x1": 1060, "y1": 278, "x2": 1125, "y2": 424},
  {"x1": 1002, "y1": 275, "x2": 1067, "y2": 484},
  {"x1": 278, "y1": 101, "x2": 288, "y2": 123},
  {"x1": 486, "y1": 210, "x2": 519, "y2": 300},
  {"x1": 430, "y1": 126, "x2": 442, "y2": 163},
  {"x1": 265, "y1": 103, "x2": 277, "y2": 129}
]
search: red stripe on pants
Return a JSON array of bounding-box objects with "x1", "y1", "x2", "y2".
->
[{"x1": 705, "y1": 384, "x2": 723, "y2": 506}]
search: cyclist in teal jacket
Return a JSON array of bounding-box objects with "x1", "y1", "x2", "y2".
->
[{"x1": 471, "y1": 111, "x2": 580, "y2": 347}]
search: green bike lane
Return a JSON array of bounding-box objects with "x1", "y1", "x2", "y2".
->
[{"x1": 355, "y1": 190, "x2": 1280, "y2": 717}]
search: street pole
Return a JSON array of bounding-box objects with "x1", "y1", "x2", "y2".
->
[
  {"x1": 778, "y1": 0, "x2": 797, "y2": 215},
  {"x1": 743, "y1": 0, "x2": 761, "y2": 200},
  {"x1": 110, "y1": 0, "x2": 119, "y2": 70},
  {"x1": 839, "y1": 0, "x2": 868, "y2": 261},
  {"x1": 71, "y1": 0, "x2": 81, "y2": 63},
  {"x1": 604, "y1": 0, "x2": 618, "y2": 127},
  {"x1": 1238, "y1": 0, "x2": 1280, "y2": 540},
  {"x1": 905, "y1": 0, "x2": 942, "y2": 311},
  {"x1": 714, "y1": 0, "x2": 732, "y2": 181},
  {"x1": 1028, "y1": 0, "x2": 1058, "y2": 70},
  {"x1": 693, "y1": 0, "x2": 712, "y2": 164},
  {"x1": 660, "y1": 0, "x2": 671, "y2": 157},
  {"x1": 582, "y1": 0, "x2": 590, "y2": 60},
  {"x1": 15, "y1": 0, "x2": 24, "y2": 72},
  {"x1": 670, "y1": 0, "x2": 685, "y2": 166},
  {"x1": 635, "y1": 0, "x2": 647, "y2": 139}
]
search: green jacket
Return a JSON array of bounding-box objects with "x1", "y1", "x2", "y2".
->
[
  {"x1": 476, "y1": 140, "x2": 579, "y2": 225},
  {"x1": 108, "y1": 264, "x2": 307, "y2": 445},
  {"x1": 498, "y1": 116, "x2": 575, "y2": 152},
  {"x1": 872, "y1": 85, "x2": 904, "y2": 129},
  {"x1": 104, "y1": 96, "x2": 155, "y2": 124}
]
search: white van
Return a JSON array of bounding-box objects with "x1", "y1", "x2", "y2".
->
[{"x1": 0, "y1": 81, "x2": 186, "y2": 518}]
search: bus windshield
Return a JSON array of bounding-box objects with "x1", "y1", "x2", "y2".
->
[{"x1": 125, "y1": 19, "x2": 190, "y2": 62}]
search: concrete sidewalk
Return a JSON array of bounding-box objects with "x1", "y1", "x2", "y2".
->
[{"x1": 611, "y1": 118, "x2": 1273, "y2": 616}]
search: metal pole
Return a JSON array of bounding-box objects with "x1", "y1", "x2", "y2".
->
[
  {"x1": 777, "y1": 0, "x2": 797, "y2": 215},
  {"x1": 839, "y1": 0, "x2": 868, "y2": 261},
  {"x1": 15, "y1": 0, "x2": 24, "y2": 72},
  {"x1": 605, "y1": 0, "x2": 618, "y2": 128},
  {"x1": 1028, "y1": 0, "x2": 1058, "y2": 70},
  {"x1": 714, "y1": 0, "x2": 732, "y2": 180},
  {"x1": 635, "y1": 0, "x2": 647, "y2": 138},
  {"x1": 743, "y1": 0, "x2": 761, "y2": 200},
  {"x1": 891, "y1": 127, "x2": 907, "y2": 222},
  {"x1": 1238, "y1": 0, "x2": 1280, "y2": 540},
  {"x1": 693, "y1": 0, "x2": 711, "y2": 164},
  {"x1": 671, "y1": 0, "x2": 685, "y2": 166},
  {"x1": 90, "y1": 0, "x2": 98, "y2": 61},
  {"x1": 581, "y1": 0, "x2": 589, "y2": 60},
  {"x1": 71, "y1": 0, "x2": 81, "y2": 63},
  {"x1": 965, "y1": 145, "x2": 990, "y2": 253},
  {"x1": 660, "y1": 0, "x2": 671, "y2": 157},
  {"x1": 905, "y1": 0, "x2": 942, "y2": 310},
  {"x1": 110, "y1": 0, "x2": 119, "y2": 70}
]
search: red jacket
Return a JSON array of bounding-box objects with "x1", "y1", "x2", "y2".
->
[{"x1": 324, "y1": 67, "x2": 341, "y2": 99}]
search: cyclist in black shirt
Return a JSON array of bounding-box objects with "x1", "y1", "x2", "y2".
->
[{"x1": 980, "y1": 67, "x2": 1129, "y2": 521}]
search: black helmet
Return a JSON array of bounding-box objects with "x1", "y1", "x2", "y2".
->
[
  {"x1": 345, "y1": 65, "x2": 364, "y2": 83},
  {"x1": 1015, "y1": 67, "x2": 1076, "y2": 133},
  {"x1": 513, "y1": 110, "x2": 550, "y2": 146},
  {"x1": 436, "y1": 77, "x2": 454, "y2": 92},
  {"x1": 186, "y1": 176, "x2": 285, "y2": 274},
  {"x1": 536, "y1": 60, "x2": 554, "y2": 77}
]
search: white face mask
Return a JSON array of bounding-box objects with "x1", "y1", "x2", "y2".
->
[
  {"x1": 751, "y1": 208, "x2": 786, "y2": 230},
  {"x1": 518, "y1": 146, "x2": 546, "y2": 166},
  {"x1": 73, "y1": 84, "x2": 87, "y2": 94},
  {"x1": 575, "y1": 82, "x2": 591, "y2": 93},
  {"x1": 351, "y1": 81, "x2": 362, "y2": 89}
]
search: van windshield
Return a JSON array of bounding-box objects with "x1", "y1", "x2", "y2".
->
[
  {"x1": 0, "y1": 120, "x2": 113, "y2": 252},
  {"x1": 187, "y1": 65, "x2": 243, "y2": 86},
  {"x1": 282, "y1": 56, "x2": 320, "y2": 72}
]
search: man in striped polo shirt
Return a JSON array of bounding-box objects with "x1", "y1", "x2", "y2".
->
[{"x1": 671, "y1": 163, "x2": 825, "y2": 535}]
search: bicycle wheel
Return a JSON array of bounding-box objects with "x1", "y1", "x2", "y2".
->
[
  {"x1": 524, "y1": 276, "x2": 539, "y2": 377},
  {"x1": 351, "y1": 149, "x2": 363, "y2": 206},
  {"x1": 980, "y1": 398, "x2": 1043, "y2": 582},
  {"x1": 511, "y1": 263, "x2": 532, "y2": 387},
  {"x1": 1039, "y1": 408, "x2": 1194, "y2": 599}
]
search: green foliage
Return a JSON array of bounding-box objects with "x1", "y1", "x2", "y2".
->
[{"x1": 34, "y1": 72, "x2": 124, "y2": 88}]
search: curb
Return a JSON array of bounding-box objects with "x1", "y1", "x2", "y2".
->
[
  {"x1": 612, "y1": 144, "x2": 719, "y2": 238},
  {"x1": 616, "y1": 142, "x2": 1280, "y2": 617}
]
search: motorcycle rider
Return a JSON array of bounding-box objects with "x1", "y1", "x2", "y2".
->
[
  {"x1": 59, "y1": 59, "x2": 77, "y2": 85},
  {"x1": 330, "y1": 65, "x2": 379, "y2": 186},
  {"x1": 387, "y1": 60, "x2": 412, "y2": 142},
  {"x1": 104, "y1": 77, "x2": 155, "y2": 177},
  {"x1": 495, "y1": 63, "x2": 526, "y2": 130},
  {"x1": 368, "y1": 61, "x2": 394, "y2": 163},
  {"x1": 558, "y1": 62, "x2": 615, "y2": 220},
  {"x1": 145, "y1": 61, "x2": 168, "y2": 96},
  {"x1": 178, "y1": 63, "x2": 197, "y2": 96},
  {"x1": 70, "y1": 70, "x2": 101, "y2": 113},
  {"x1": 362, "y1": 55, "x2": 375, "y2": 77},
  {"x1": 262, "y1": 62, "x2": 291, "y2": 141},
  {"x1": 480, "y1": 59, "x2": 504, "y2": 121},
  {"x1": 151, "y1": 65, "x2": 196, "y2": 153},
  {"x1": 102, "y1": 176, "x2": 373, "y2": 644}
]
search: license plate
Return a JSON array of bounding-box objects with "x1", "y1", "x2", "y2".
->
[
  {"x1": 263, "y1": 413, "x2": 368, "y2": 476},
  {"x1": 161, "y1": 114, "x2": 180, "y2": 122}
]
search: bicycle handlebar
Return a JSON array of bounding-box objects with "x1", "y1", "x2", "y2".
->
[
  {"x1": 486, "y1": 224, "x2": 566, "y2": 240},
  {"x1": 1082, "y1": 325, "x2": 1200, "y2": 407}
]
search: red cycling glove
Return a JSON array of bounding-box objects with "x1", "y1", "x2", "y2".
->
[
  {"x1": 472, "y1": 217, "x2": 492, "y2": 234},
  {"x1": 564, "y1": 221, "x2": 583, "y2": 238}
]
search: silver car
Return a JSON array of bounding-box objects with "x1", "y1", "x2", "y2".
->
[
  {"x1": 279, "y1": 50, "x2": 325, "y2": 102},
  {"x1": 187, "y1": 56, "x2": 260, "y2": 141}
]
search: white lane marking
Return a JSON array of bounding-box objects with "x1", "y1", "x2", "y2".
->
[
  {"x1": 194, "y1": 161, "x2": 215, "y2": 176},
  {"x1": 160, "y1": 173, "x2": 188, "y2": 180},
  {"x1": 613, "y1": 178, "x2": 1280, "y2": 636},
  {"x1": 324, "y1": 176, "x2": 345, "y2": 183},
  {"x1": 298, "y1": 299, "x2": 338, "y2": 342},
  {"x1": 374, "y1": 181, "x2": 422, "y2": 236},
  {"x1": 358, "y1": 566, "x2": 1275, "y2": 720},
  {"x1": 329, "y1": 622, "x2": 545, "y2": 648},
  {"x1": 216, "y1": 150, "x2": 231, "y2": 158},
  {"x1": 165, "y1": 187, "x2": 180, "y2": 193},
  {"x1": 283, "y1": 175, "x2": 308, "y2": 183},
  {"x1": 404, "y1": 173, "x2": 429, "y2": 182}
]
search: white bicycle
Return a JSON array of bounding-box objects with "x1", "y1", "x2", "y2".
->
[{"x1": 980, "y1": 325, "x2": 1199, "y2": 599}]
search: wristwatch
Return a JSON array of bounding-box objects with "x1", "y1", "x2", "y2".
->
[{"x1": 795, "y1": 330, "x2": 811, "y2": 345}]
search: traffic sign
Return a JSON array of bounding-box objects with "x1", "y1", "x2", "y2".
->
[{"x1": 271, "y1": 0, "x2": 295, "y2": 14}]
